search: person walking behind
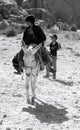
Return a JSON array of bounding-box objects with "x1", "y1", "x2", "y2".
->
[{"x1": 49, "y1": 34, "x2": 61, "y2": 79}]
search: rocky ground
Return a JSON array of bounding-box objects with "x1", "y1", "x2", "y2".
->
[{"x1": 0, "y1": 30, "x2": 80, "y2": 130}]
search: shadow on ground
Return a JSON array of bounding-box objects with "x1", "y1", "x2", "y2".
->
[
  {"x1": 22, "y1": 98, "x2": 69, "y2": 124},
  {"x1": 55, "y1": 79, "x2": 73, "y2": 86}
]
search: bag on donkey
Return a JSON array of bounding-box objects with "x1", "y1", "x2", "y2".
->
[{"x1": 12, "y1": 52, "x2": 19, "y2": 72}]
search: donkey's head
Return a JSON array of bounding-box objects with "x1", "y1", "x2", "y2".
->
[{"x1": 22, "y1": 42, "x2": 41, "y2": 67}]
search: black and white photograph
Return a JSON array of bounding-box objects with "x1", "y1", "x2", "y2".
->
[{"x1": 0, "y1": 0, "x2": 80, "y2": 130}]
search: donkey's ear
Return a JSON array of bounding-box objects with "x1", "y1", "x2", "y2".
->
[
  {"x1": 22, "y1": 43, "x2": 27, "y2": 53},
  {"x1": 22, "y1": 41, "x2": 25, "y2": 47},
  {"x1": 32, "y1": 43, "x2": 42, "y2": 54},
  {"x1": 22, "y1": 46, "x2": 26, "y2": 53}
]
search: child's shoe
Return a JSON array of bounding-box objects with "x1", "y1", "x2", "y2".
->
[{"x1": 53, "y1": 72, "x2": 56, "y2": 79}]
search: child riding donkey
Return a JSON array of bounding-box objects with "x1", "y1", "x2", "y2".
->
[{"x1": 18, "y1": 15, "x2": 51, "y2": 73}]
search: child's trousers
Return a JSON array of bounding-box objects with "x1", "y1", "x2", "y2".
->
[
  {"x1": 52, "y1": 56, "x2": 57, "y2": 79},
  {"x1": 51, "y1": 56, "x2": 57, "y2": 72}
]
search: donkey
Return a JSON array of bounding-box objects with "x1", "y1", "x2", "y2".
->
[{"x1": 22, "y1": 43, "x2": 42, "y2": 105}]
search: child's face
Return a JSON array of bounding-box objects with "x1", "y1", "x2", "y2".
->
[
  {"x1": 51, "y1": 37, "x2": 56, "y2": 43},
  {"x1": 26, "y1": 21, "x2": 33, "y2": 28}
]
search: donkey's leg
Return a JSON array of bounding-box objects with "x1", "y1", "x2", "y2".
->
[
  {"x1": 25, "y1": 76, "x2": 30, "y2": 104},
  {"x1": 45, "y1": 63, "x2": 50, "y2": 77},
  {"x1": 31, "y1": 77, "x2": 37, "y2": 105}
]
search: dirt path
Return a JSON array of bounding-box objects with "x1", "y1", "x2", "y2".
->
[{"x1": 0, "y1": 33, "x2": 80, "y2": 130}]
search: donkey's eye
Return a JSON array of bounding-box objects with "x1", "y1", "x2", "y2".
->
[{"x1": 31, "y1": 58, "x2": 34, "y2": 62}]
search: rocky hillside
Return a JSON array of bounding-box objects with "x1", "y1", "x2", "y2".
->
[
  {"x1": 23, "y1": 0, "x2": 80, "y2": 27},
  {"x1": 0, "y1": 0, "x2": 28, "y2": 34},
  {"x1": 45, "y1": 0, "x2": 80, "y2": 26},
  {"x1": 0, "y1": 0, "x2": 80, "y2": 31},
  {"x1": 0, "y1": 0, "x2": 16, "y2": 5}
]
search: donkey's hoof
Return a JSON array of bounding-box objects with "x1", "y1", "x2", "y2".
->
[
  {"x1": 27, "y1": 99, "x2": 30, "y2": 104},
  {"x1": 31, "y1": 97, "x2": 35, "y2": 105}
]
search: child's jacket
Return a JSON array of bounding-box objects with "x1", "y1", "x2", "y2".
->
[{"x1": 49, "y1": 42, "x2": 58, "y2": 56}]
